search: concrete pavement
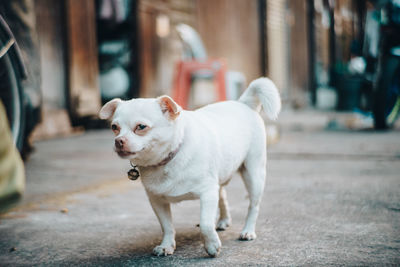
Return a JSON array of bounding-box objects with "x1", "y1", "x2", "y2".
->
[{"x1": 0, "y1": 110, "x2": 399, "y2": 266}]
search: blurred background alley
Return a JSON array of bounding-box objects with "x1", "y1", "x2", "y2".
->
[{"x1": 0, "y1": 0, "x2": 399, "y2": 265}]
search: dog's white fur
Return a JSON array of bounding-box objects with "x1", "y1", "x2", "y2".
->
[{"x1": 99, "y1": 77, "x2": 281, "y2": 257}]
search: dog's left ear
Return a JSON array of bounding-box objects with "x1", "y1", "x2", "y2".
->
[
  {"x1": 99, "y1": 98, "x2": 122, "y2": 120},
  {"x1": 157, "y1": 95, "x2": 182, "y2": 120}
]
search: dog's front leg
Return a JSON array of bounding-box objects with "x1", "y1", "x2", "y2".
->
[
  {"x1": 200, "y1": 187, "x2": 221, "y2": 257},
  {"x1": 147, "y1": 194, "x2": 176, "y2": 256}
]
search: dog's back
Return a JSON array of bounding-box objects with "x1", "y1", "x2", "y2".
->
[{"x1": 182, "y1": 77, "x2": 281, "y2": 185}]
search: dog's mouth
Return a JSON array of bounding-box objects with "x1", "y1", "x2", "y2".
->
[
  {"x1": 115, "y1": 147, "x2": 146, "y2": 158},
  {"x1": 116, "y1": 150, "x2": 137, "y2": 158}
]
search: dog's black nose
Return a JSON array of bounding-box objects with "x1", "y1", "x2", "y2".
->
[{"x1": 115, "y1": 138, "x2": 125, "y2": 149}]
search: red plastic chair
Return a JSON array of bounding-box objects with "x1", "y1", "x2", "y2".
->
[{"x1": 172, "y1": 59, "x2": 227, "y2": 109}]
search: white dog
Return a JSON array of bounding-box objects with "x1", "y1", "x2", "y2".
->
[{"x1": 99, "y1": 77, "x2": 281, "y2": 257}]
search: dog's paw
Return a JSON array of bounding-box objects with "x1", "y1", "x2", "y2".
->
[
  {"x1": 239, "y1": 231, "x2": 257, "y2": 241},
  {"x1": 204, "y1": 239, "x2": 221, "y2": 257},
  {"x1": 152, "y1": 245, "x2": 175, "y2": 256},
  {"x1": 216, "y1": 218, "x2": 231, "y2": 231}
]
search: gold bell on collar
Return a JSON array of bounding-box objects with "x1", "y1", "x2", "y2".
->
[{"x1": 128, "y1": 165, "x2": 140, "y2": 181}]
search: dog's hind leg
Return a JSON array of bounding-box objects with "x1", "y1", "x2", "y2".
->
[
  {"x1": 239, "y1": 147, "x2": 266, "y2": 240},
  {"x1": 216, "y1": 186, "x2": 232, "y2": 231}
]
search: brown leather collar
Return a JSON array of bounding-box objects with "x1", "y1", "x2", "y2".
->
[
  {"x1": 132, "y1": 142, "x2": 182, "y2": 169},
  {"x1": 151, "y1": 143, "x2": 182, "y2": 167}
]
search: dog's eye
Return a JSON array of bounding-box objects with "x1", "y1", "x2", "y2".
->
[
  {"x1": 111, "y1": 124, "x2": 121, "y2": 134},
  {"x1": 134, "y1": 124, "x2": 149, "y2": 135},
  {"x1": 137, "y1": 124, "x2": 147, "y2": 131}
]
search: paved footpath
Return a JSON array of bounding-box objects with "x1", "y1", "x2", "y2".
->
[{"x1": 0, "y1": 111, "x2": 399, "y2": 266}]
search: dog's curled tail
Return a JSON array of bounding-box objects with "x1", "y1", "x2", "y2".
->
[{"x1": 238, "y1": 77, "x2": 281, "y2": 120}]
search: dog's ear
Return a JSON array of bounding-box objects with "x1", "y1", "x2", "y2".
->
[
  {"x1": 157, "y1": 95, "x2": 182, "y2": 120},
  {"x1": 99, "y1": 98, "x2": 122, "y2": 120}
]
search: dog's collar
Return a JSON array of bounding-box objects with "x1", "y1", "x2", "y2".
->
[
  {"x1": 128, "y1": 142, "x2": 183, "y2": 180},
  {"x1": 150, "y1": 142, "x2": 182, "y2": 167},
  {"x1": 130, "y1": 142, "x2": 182, "y2": 169}
]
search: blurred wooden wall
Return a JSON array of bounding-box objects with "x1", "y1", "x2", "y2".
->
[
  {"x1": 138, "y1": 0, "x2": 197, "y2": 97},
  {"x1": 288, "y1": 0, "x2": 309, "y2": 108},
  {"x1": 196, "y1": 0, "x2": 262, "y2": 83},
  {"x1": 32, "y1": 0, "x2": 100, "y2": 139},
  {"x1": 138, "y1": 0, "x2": 262, "y2": 97},
  {"x1": 32, "y1": 0, "x2": 73, "y2": 139},
  {"x1": 66, "y1": 0, "x2": 101, "y2": 118}
]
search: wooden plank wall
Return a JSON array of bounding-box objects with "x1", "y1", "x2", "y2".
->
[
  {"x1": 31, "y1": 0, "x2": 73, "y2": 140},
  {"x1": 35, "y1": 0, "x2": 67, "y2": 110},
  {"x1": 138, "y1": 1, "x2": 160, "y2": 98},
  {"x1": 195, "y1": 0, "x2": 261, "y2": 84},
  {"x1": 65, "y1": 0, "x2": 101, "y2": 119},
  {"x1": 288, "y1": 0, "x2": 310, "y2": 108},
  {"x1": 138, "y1": 0, "x2": 197, "y2": 97},
  {"x1": 138, "y1": 0, "x2": 262, "y2": 97},
  {"x1": 266, "y1": 0, "x2": 289, "y2": 97}
]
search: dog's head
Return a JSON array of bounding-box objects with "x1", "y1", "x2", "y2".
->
[{"x1": 99, "y1": 96, "x2": 182, "y2": 165}]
